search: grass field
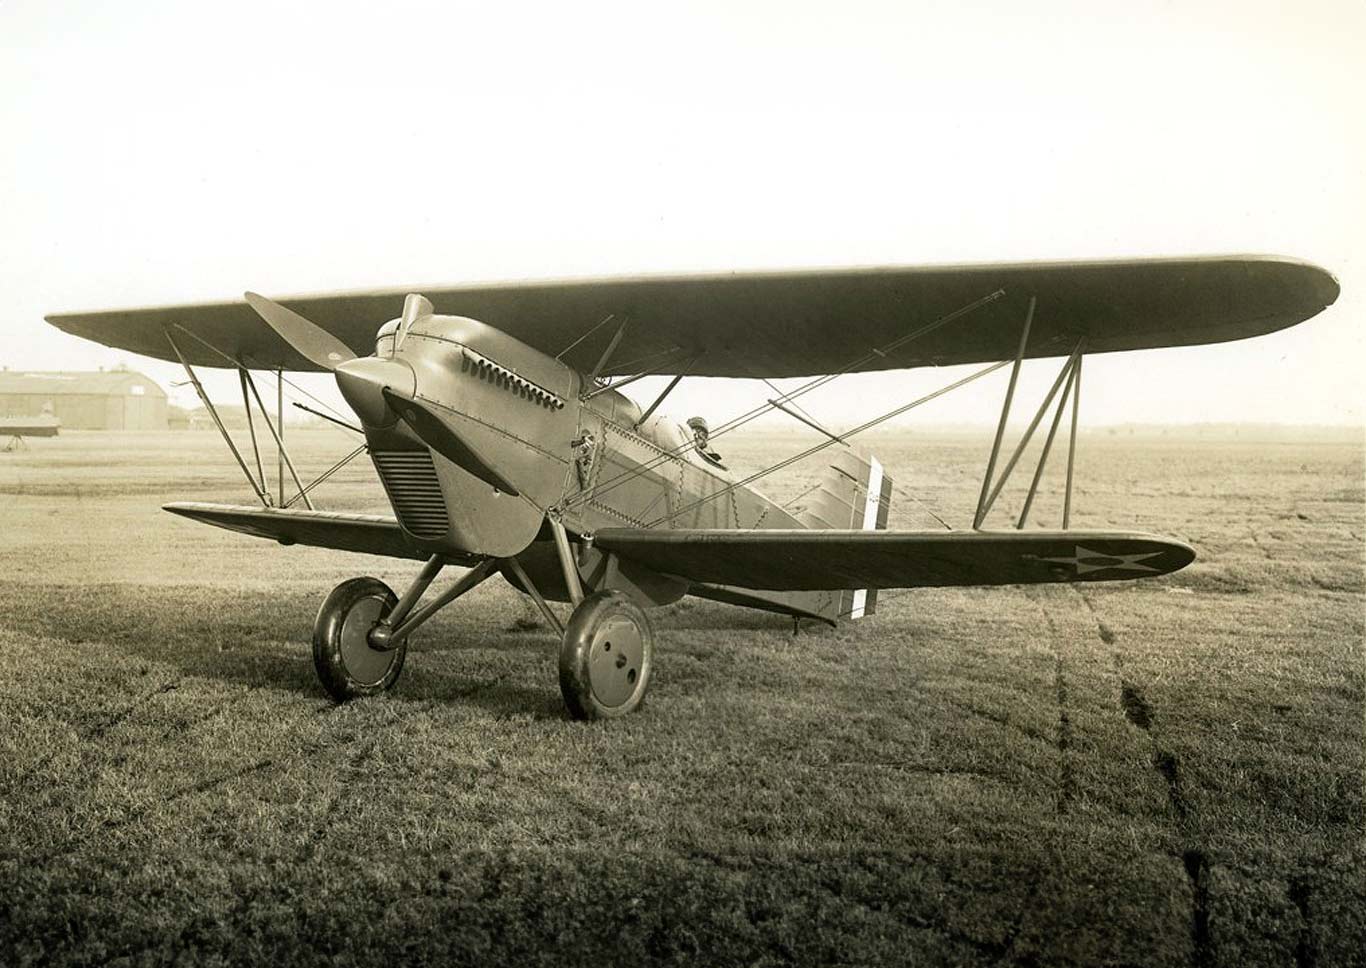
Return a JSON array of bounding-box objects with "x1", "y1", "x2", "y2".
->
[{"x1": 1, "y1": 425, "x2": 1361, "y2": 966}]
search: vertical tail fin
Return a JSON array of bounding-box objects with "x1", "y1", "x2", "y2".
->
[{"x1": 796, "y1": 448, "x2": 894, "y2": 619}]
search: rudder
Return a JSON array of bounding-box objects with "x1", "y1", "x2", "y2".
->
[{"x1": 796, "y1": 447, "x2": 893, "y2": 618}]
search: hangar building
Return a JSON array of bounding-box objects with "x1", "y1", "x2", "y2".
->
[{"x1": 0, "y1": 369, "x2": 168, "y2": 430}]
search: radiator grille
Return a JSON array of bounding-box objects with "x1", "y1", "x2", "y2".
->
[{"x1": 372, "y1": 450, "x2": 448, "y2": 539}]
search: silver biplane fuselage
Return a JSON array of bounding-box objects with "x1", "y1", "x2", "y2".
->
[{"x1": 335, "y1": 311, "x2": 821, "y2": 614}]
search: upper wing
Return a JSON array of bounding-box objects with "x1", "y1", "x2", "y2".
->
[
  {"x1": 592, "y1": 528, "x2": 1195, "y2": 590},
  {"x1": 163, "y1": 501, "x2": 477, "y2": 564},
  {"x1": 48, "y1": 255, "x2": 1336, "y2": 378}
]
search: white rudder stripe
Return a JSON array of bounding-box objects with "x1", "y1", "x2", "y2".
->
[{"x1": 849, "y1": 456, "x2": 883, "y2": 619}]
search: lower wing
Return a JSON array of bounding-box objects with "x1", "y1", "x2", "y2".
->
[
  {"x1": 164, "y1": 505, "x2": 1193, "y2": 595},
  {"x1": 592, "y1": 528, "x2": 1194, "y2": 590},
  {"x1": 163, "y1": 502, "x2": 478, "y2": 564}
]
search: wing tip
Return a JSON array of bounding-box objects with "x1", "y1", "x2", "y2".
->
[
  {"x1": 1264, "y1": 255, "x2": 1340, "y2": 312},
  {"x1": 1307, "y1": 262, "x2": 1341, "y2": 310}
]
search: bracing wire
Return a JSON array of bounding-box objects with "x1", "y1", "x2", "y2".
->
[
  {"x1": 555, "y1": 313, "x2": 617, "y2": 362},
  {"x1": 636, "y1": 326, "x2": 1071, "y2": 529},
  {"x1": 761, "y1": 377, "x2": 827, "y2": 430},
  {"x1": 641, "y1": 357, "x2": 1017, "y2": 528},
  {"x1": 561, "y1": 289, "x2": 1008, "y2": 513},
  {"x1": 166, "y1": 325, "x2": 364, "y2": 440}
]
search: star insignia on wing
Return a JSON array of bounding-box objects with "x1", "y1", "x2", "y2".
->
[{"x1": 1035, "y1": 545, "x2": 1166, "y2": 575}]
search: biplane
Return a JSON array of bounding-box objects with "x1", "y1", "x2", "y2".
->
[
  {"x1": 47, "y1": 256, "x2": 1338, "y2": 719},
  {"x1": 1, "y1": 412, "x2": 60, "y2": 451}
]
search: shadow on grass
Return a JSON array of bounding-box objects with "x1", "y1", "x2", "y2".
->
[
  {"x1": 395, "y1": 667, "x2": 568, "y2": 720},
  {"x1": 2, "y1": 581, "x2": 572, "y2": 720}
]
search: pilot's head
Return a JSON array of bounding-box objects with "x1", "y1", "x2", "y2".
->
[{"x1": 686, "y1": 415, "x2": 709, "y2": 444}]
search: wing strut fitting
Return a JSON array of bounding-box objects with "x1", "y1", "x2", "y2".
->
[
  {"x1": 580, "y1": 347, "x2": 697, "y2": 401},
  {"x1": 586, "y1": 316, "x2": 631, "y2": 388}
]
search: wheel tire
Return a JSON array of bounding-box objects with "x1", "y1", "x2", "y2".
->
[
  {"x1": 559, "y1": 590, "x2": 654, "y2": 720},
  {"x1": 312, "y1": 577, "x2": 406, "y2": 702}
]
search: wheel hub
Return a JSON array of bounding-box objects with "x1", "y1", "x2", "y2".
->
[
  {"x1": 338, "y1": 595, "x2": 393, "y2": 686},
  {"x1": 586, "y1": 615, "x2": 644, "y2": 708}
]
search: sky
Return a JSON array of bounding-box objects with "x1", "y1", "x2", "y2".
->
[{"x1": 1, "y1": 0, "x2": 1361, "y2": 431}]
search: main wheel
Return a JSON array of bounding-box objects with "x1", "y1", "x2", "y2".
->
[
  {"x1": 312, "y1": 577, "x2": 406, "y2": 701},
  {"x1": 558, "y1": 590, "x2": 655, "y2": 720}
]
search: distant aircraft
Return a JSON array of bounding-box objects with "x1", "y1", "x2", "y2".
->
[
  {"x1": 47, "y1": 256, "x2": 1338, "y2": 718},
  {"x1": 0, "y1": 406, "x2": 60, "y2": 451}
]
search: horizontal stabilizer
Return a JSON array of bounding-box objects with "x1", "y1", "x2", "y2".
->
[
  {"x1": 593, "y1": 528, "x2": 1195, "y2": 591},
  {"x1": 162, "y1": 502, "x2": 479, "y2": 563}
]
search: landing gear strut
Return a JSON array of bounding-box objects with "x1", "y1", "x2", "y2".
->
[
  {"x1": 311, "y1": 527, "x2": 659, "y2": 720},
  {"x1": 312, "y1": 556, "x2": 496, "y2": 702}
]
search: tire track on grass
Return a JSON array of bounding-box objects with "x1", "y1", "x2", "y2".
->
[
  {"x1": 89, "y1": 679, "x2": 181, "y2": 738},
  {"x1": 941, "y1": 696, "x2": 1055, "y2": 747},
  {"x1": 30, "y1": 756, "x2": 282, "y2": 865},
  {"x1": 1072, "y1": 587, "x2": 1213, "y2": 968},
  {"x1": 1028, "y1": 591, "x2": 1076, "y2": 816},
  {"x1": 679, "y1": 848, "x2": 1029, "y2": 965},
  {"x1": 294, "y1": 704, "x2": 437, "y2": 858},
  {"x1": 1051, "y1": 642, "x2": 1075, "y2": 815},
  {"x1": 38, "y1": 711, "x2": 419, "y2": 966},
  {"x1": 18, "y1": 678, "x2": 186, "y2": 817},
  {"x1": 31, "y1": 704, "x2": 366, "y2": 865},
  {"x1": 158, "y1": 696, "x2": 235, "y2": 740},
  {"x1": 297, "y1": 734, "x2": 384, "y2": 859}
]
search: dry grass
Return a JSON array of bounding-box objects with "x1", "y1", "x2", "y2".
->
[{"x1": 0, "y1": 425, "x2": 1361, "y2": 966}]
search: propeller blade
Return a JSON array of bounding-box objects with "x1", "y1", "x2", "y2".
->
[
  {"x1": 243, "y1": 291, "x2": 358, "y2": 371},
  {"x1": 396, "y1": 293, "x2": 433, "y2": 351},
  {"x1": 381, "y1": 389, "x2": 521, "y2": 497}
]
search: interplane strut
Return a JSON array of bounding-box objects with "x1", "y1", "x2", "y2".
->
[{"x1": 971, "y1": 295, "x2": 1086, "y2": 531}]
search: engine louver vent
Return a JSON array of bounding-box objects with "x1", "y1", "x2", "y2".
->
[{"x1": 372, "y1": 450, "x2": 448, "y2": 539}]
